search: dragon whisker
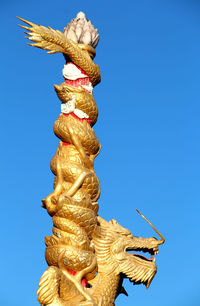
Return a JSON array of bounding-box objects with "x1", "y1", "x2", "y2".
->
[{"x1": 136, "y1": 209, "x2": 165, "y2": 245}]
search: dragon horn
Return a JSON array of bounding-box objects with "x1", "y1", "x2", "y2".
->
[{"x1": 136, "y1": 209, "x2": 165, "y2": 245}]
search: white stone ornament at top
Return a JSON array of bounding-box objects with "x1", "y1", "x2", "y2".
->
[{"x1": 63, "y1": 11, "x2": 99, "y2": 48}]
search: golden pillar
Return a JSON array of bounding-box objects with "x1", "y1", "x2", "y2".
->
[{"x1": 18, "y1": 12, "x2": 164, "y2": 305}]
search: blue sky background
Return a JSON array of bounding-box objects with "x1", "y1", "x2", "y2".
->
[{"x1": 1, "y1": 0, "x2": 200, "y2": 305}]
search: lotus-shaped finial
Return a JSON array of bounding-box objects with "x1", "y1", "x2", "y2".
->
[{"x1": 63, "y1": 12, "x2": 99, "y2": 48}]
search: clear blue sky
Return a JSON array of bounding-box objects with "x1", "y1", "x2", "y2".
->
[{"x1": 1, "y1": 0, "x2": 200, "y2": 305}]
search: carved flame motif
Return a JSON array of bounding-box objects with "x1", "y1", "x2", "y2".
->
[{"x1": 18, "y1": 12, "x2": 164, "y2": 306}]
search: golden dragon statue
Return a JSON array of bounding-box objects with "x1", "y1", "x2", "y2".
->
[{"x1": 18, "y1": 12, "x2": 165, "y2": 306}]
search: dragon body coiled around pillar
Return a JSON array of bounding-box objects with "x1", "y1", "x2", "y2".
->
[
  {"x1": 18, "y1": 12, "x2": 165, "y2": 306},
  {"x1": 43, "y1": 84, "x2": 101, "y2": 281}
]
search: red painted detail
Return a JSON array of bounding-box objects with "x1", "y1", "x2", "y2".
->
[
  {"x1": 81, "y1": 278, "x2": 89, "y2": 288},
  {"x1": 64, "y1": 78, "x2": 91, "y2": 92},
  {"x1": 62, "y1": 113, "x2": 91, "y2": 146},
  {"x1": 67, "y1": 270, "x2": 76, "y2": 276},
  {"x1": 64, "y1": 62, "x2": 91, "y2": 93},
  {"x1": 67, "y1": 270, "x2": 89, "y2": 288},
  {"x1": 62, "y1": 142, "x2": 71, "y2": 146},
  {"x1": 63, "y1": 112, "x2": 91, "y2": 125}
]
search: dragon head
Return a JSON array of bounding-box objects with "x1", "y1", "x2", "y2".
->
[
  {"x1": 92, "y1": 211, "x2": 164, "y2": 289},
  {"x1": 54, "y1": 82, "x2": 98, "y2": 126}
]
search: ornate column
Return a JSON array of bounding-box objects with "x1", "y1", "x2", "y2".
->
[{"x1": 18, "y1": 12, "x2": 164, "y2": 306}]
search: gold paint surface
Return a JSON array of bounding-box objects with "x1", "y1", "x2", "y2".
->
[{"x1": 18, "y1": 14, "x2": 164, "y2": 306}]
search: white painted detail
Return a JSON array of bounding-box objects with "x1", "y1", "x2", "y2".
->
[
  {"x1": 61, "y1": 96, "x2": 89, "y2": 119},
  {"x1": 62, "y1": 63, "x2": 87, "y2": 80},
  {"x1": 81, "y1": 83, "x2": 93, "y2": 93},
  {"x1": 61, "y1": 97, "x2": 75, "y2": 114},
  {"x1": 74, "y1": 108, "x2": 89, "y2": 119}
]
